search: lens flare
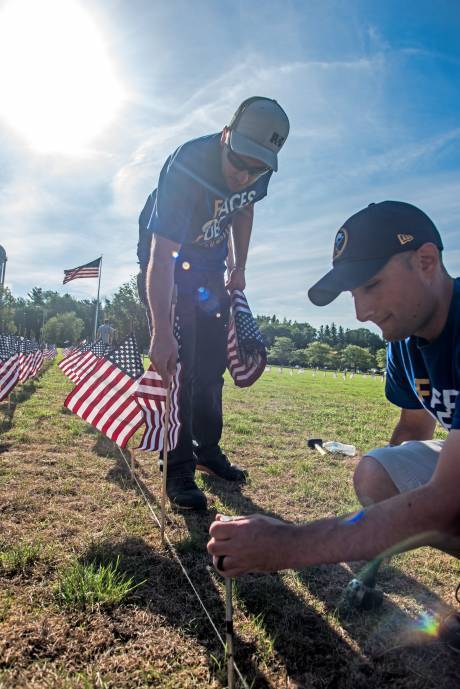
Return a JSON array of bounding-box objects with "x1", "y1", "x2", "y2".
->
[
  {"x1": 182, "y1": 261, "x2": 191, "y2": 271},
  {"x1": 197, "y1": 287, "x2": 209, "y2": 301},
  {"x1": 172, "y1": 251, "x2": 179, "y2": 259},
  {"x1": 413, "y1": 612, "x2": 441, "y2": 637}
]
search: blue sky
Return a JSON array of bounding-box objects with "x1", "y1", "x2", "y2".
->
[{"x1": 0, "y1": 0, "x2": 459, "y2": 330}]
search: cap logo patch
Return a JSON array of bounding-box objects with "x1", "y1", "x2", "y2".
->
[
  {"x1": 397, "y1": 233, "x2": 414, "y2": 245},
  {"x1": 269, "y1": 132, "x2": 284, "y2": 147},
  {"x1": 333, "y1": 227, "x2": 348, "y2": 260}
]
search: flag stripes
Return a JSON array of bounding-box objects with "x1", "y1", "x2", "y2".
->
[
  {"x1": 0, "y1": 353, "x2": 19, "y2": 401},
  {"x1": 227, "y1": 290, "x2": 266, "y2": 388},
  {"x1": 134, "y1": 363, "x2": 181, "y2": 451},
  {"x1": 63, "y1": 257, "x2": 101, "y2": 284},
  {"x1": 64, "y1": 336, "x2": 144, "y2": 448}
]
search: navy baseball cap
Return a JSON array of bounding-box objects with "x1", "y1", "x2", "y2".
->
[{"x1": 308, "y1": 201, "x2": 443, "y2": 307}]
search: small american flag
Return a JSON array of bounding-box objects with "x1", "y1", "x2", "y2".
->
[
  {"x1": 59, "y1": 343, "x2": 90, "y2": 378},
  {"x1": 227, "y1": 290, "x2": 267, "y2": 387},
  {"x1": 134, "y1": 316, "x2": 182, "y2": 451},
  {"x1": 29, "y1": 346, "x2": 44, "y2": 378},
  {"x1": 0, "y1": 335, "x2": 19, "y2": 401},
  {"x1": 18, "y1": 339, "x2": 36, "y2": 383},
  {"x1": 134, "y1": 363, "x2": 181, "y2": 451},
  {"x1": 63, "y1": 257, "x2": 101, "y2": 284},
  {"x1": 43, "y1": 344, "x2": 57, "y2": 360},
  {"x1": 64, "y1": 335, "x2": 145, "y2": 448},
  {"x1": 70, "y1": 340, "x2": 109, "y2": 384}
]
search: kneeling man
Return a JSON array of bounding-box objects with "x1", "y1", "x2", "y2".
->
[{"x1": 208, "y1": 201, "x2": 460, "y2": 582}]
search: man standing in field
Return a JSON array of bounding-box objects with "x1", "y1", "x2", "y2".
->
[
  {"x1": 208, "y1": 201, "x2": 460, "y2": 609},
  {"x1": 138, "y1": 97, "x2": 290, "y2": 511},
  {"x1": 96, "y1": 319, "x2": 115, "y2": 346}
]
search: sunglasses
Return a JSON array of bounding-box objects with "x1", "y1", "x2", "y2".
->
[{"x1": 225, "y1": 145, "x2": 270, "y2": 177}]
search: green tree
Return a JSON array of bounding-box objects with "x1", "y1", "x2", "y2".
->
[
  {"x1": 289, "y1": 348, "x2": 309, "y2": 367},
  {"x1": 304, "y1": 342, "x2": 337, "y2": 368},
  {"x1": 375, "y1": 347, "x2": 387, "y2": 370},
  {"x1": 42, "y1": 312, "x2": 85, "y2": 346},
  {"x1": 0, "y1": 286, "x2": 17, "y2": 333},
  {"x1": 104, "y1": 278, "x2": 150, "y2": 352},
  {"x1": 267, "y1": 336, "x2": 295, "y2": 365},
  {"x1": 340, "y1": 344, "x2": 375, "y2": 371},
  {"x1": 344, "y1": 328, "x2": 384, "y2": 353}
]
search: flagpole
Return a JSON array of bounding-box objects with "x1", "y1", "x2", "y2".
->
[{"x1": 93, "y1": 256, "x2": 103, "y2": 341}]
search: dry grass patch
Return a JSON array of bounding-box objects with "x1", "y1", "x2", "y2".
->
[{"x1": 0, "y1": 361, "x2": 458, "y2": 688}]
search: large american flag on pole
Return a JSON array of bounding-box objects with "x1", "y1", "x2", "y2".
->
[
  {"x1": 227, "y1": 290, "x2": 267, "y2": 387},
  {"x1": 64, "y1": 335, "x2": 145, "y2": 448},
  {"x1": 0, "y1": 335, "x2": 19, "y2": 401},
  {"x1": 63, "y1": 257, "x2": 101, "y2": 284},
  {"x1": 134, "y1": 315, "x2": 181, "y2": 451}
]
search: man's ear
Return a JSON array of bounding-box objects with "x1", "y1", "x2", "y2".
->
[
  {"x1": 220, "y1": 127, "x2": 230, "y2": 147},
  {"x1": 416, "y1": 242, "x2": 440, "y2": 278}
]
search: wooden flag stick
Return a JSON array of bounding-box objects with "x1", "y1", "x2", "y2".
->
[
  {"x1": 160, "y1": 384, "x2": 171, "y2": 546},
  {"x1": 225, "y1": 577, "x2": 235, "y2": 689},
  {"x1": 130, "y1": 439, "x2": 136, "y2": 477},
  {"x1": 160, "y1": 285, "x2": 177, "y2": 547}
]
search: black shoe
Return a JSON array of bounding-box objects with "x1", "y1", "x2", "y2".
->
[
  {"x1": 196, "y1": 450, "x2": 247, "y2": 482},
  {"x1": 166, "y1": 468, "x2": 207, "y2": 511}
]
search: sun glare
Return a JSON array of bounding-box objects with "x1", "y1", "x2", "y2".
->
[{"x1": 0, "y1": 0, "x2": 123, "y2": 154}]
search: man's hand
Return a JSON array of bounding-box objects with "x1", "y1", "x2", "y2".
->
[
  {"x1": 225, "y1": 266, "x2": 246, "y2": 292},
  {"x1": 207, "y1": 513, "x2": 294, "y2": 577},
  {"x1": 149, "y1": 329, "x2": 179, "y2": 386}
]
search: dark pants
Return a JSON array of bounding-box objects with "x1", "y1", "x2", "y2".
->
[{"x1": 138, "y1": 268, "x2": 230, "y2": 470}]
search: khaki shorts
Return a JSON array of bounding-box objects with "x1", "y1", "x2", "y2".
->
[{"x1": 365, "y1": 440, "x2": 443, "y2": 493}]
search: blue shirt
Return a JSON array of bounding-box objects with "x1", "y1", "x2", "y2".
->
[
  {"x1": 386, "y1": 277, "x2": 460, "y2": 430},
  {"x1": 138, "y1": 133, "x2": 272, "y2": 273}
]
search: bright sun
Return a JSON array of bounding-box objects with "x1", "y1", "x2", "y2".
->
[{"x1": 0, "y1": 0, "x2": 124, "y2": 155}]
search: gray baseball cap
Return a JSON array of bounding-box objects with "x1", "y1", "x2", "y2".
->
[{"x1": 228, "y1": 97, "x2": 289, "y2": 172}]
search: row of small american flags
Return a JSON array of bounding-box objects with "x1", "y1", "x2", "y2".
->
[
  {"x1": 59, "y1": 290, "x2": 266, "y2": 452},
  {"x1": 0, "y1": 334, "x2": 57, "y2": 402}
]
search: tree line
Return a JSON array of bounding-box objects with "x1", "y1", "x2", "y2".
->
[
  {"x1": 0, "y1": 283, "x2": 386, "y2": 371},
  {"x1": 258, "y1": 315, "x2": 386, "y2": 371}
]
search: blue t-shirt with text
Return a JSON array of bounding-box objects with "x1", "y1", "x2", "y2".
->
[
  {"x1": 386, "y1": 277, "x2": 460, "y2": 430},
  {"x1": 138, "y1": 133, "x2": 272, "y2": 273}
]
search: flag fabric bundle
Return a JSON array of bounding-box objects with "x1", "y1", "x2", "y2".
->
[
  {"x1": 64, "y1": 335, "x2": 145, "y2": 448},
  {"x1": 134, "y1": 315, "x2": 182, "y2": 451},
  {"x1": 63, "y1": 257, "x2": 101, "y2": 284},
  {"x1": 0, "y1": 335, "x2": 19, "y2": 401},
  {"x1": 227, "y1": 290, "x2": 267, "y2": 387},
  {"x1": 134, "y1": 362, "x2": 181, "y2": 451}
]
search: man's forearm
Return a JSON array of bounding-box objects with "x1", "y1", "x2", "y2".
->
[
  {"x1": 231, "y1": 205, "x2": 253, "y2": 269},
  {"x1": 280, "y1": 483, "x2": 454, "y2": 570},
  {"x1": 146, "y1": 237, "x2": 176, "y2": 334}
]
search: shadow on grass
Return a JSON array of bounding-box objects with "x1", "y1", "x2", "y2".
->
[
  {"x1": 78, "y1": 536, "x2": 265, "y2": 685},
  {"x1": 185, "y1": 476, "x2": 460, "y2": 687},
  {"x1": 0, "y1": 380, "x2": 37, "y2": 432},
  {"x1": 98, "y1": 444, "x2": 459, "y2": 687}
]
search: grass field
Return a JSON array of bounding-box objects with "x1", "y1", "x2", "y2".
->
[{"x1": 0, "y1": 359, "x2": 458, "y2": 689}]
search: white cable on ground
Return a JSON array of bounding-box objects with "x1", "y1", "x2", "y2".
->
[{"x1": 118, "y1": 447, "x2": 250, "y2": 689}]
